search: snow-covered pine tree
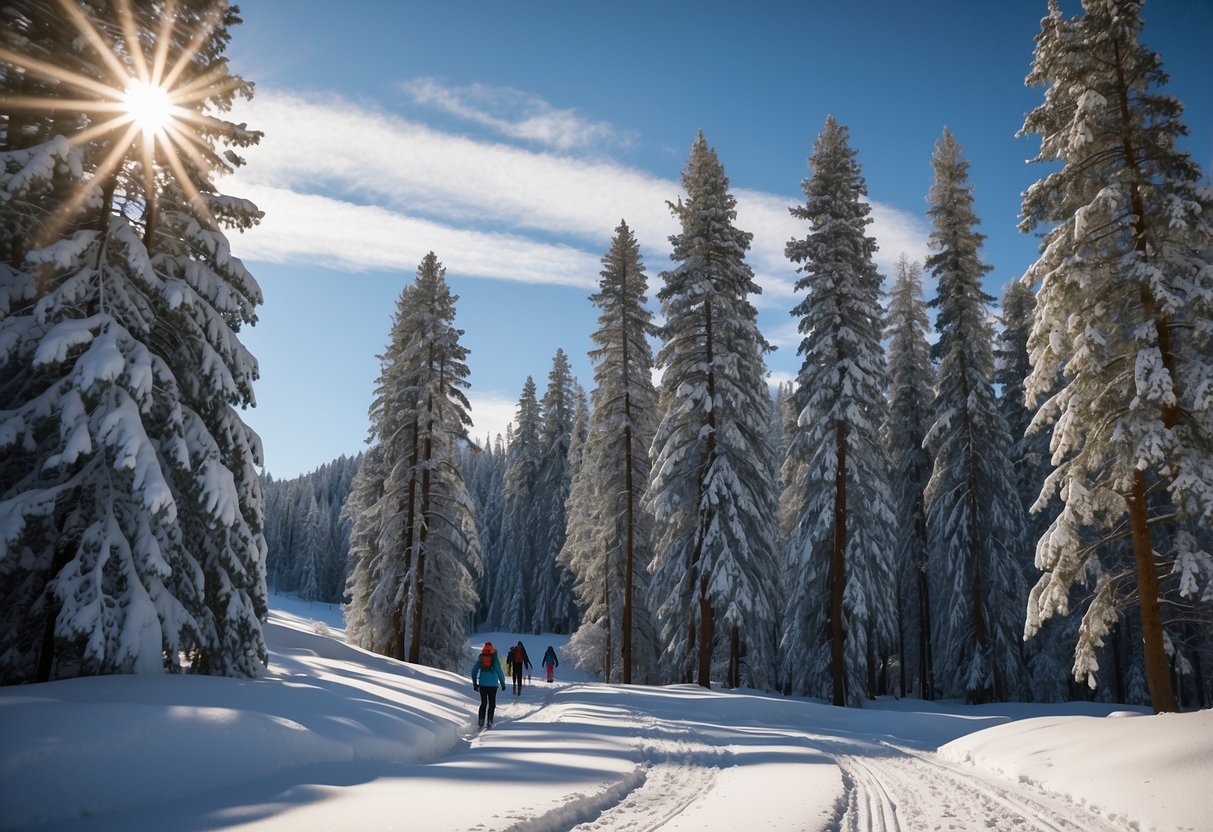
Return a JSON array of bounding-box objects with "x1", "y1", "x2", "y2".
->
[
  {"x1": 0, "y1": 0, "x2": 268, "y2": 682},
  {"x1": 344, "y1": 253, "x2": 480, "y2": 669},
  {"x1": 1019, "y1": 0, "x2": 1213, "y2": 713},
  {"x1": 647, "y1": 134, "x2": 780, "y2": 689},
  {"x1": 883, "y1": 254, "x2": 937, "y2": 700},
  {"x1": 297, "y1": 495, "x2": 326, "y2": 603},
  {"x1": 994, "y1": 280, "x2": 1073, "y2": 701},
  {"x1": 463, "y1": 434, "x2": 505, "y2": 627},
  {"x1": 923, "y1": 128, "x2": 1029, "y2": 704},
  {"x1": 260, "y1": 453, "x2": 361, "y2": 603},
  {"x1": 489, "y1": 377, "x2": 542, "y2": 632},
  {"x1": 780, "y1": 117, "x2": 896, "y2": 707},
  {"x1": 560, "y1": 220, "x2": 660, "y2": 684},
  {"x1": 531, "y1": 349, "x2": 579, "y2": 634}
]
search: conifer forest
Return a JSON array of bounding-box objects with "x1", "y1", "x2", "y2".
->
[{"x1": 2, "y1": 0, "x2": 1211, "y2": 719}]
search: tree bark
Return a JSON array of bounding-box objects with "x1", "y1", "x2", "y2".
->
[
  {"x1": 1129, "y1": 472, "x2": 1178, "y2": 712},
  {"x1": 1111, "y1": 35, "x2": 1178, "y2": 715}
]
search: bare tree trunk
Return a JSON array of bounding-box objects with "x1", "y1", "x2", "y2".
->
[{"x1": 1129, "y1": 473, "x2": 1177, "y2": 712}]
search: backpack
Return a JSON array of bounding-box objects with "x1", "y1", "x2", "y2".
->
[{"x1": 480, "y1": 649, "x2": 493, "y2": 669}]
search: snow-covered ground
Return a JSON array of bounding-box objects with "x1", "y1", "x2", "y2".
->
[{"x1": 2, "y1": 595, "x2": 1210, "y2": 832}]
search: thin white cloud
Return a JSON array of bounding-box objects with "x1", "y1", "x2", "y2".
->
[
  {"x1": 230, "y1": 183, "x2": 600, "y2": 288},
  {"x1": 401, "y1": 77, "x2": 630, "y2": 152},
  {"x1": 226, "y1": 89, "x2": 929, "y2": 299},
  {"x1": 466, "y1": 391, "x2": 519, "y2": 447}
]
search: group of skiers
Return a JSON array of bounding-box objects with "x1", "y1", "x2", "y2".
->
[{"x1": 468, "y1": 640, "x2": 560, "y2": 729}]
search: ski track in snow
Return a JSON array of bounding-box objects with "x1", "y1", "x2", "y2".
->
[
  {"x1": 454, "y1": 687, "x2": 1130, "y2": 832},
  {"x1": 828, "y1": 740, "x2": 1133, "y2": 832}
]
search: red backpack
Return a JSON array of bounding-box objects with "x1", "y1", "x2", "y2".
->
[{"x1": 480, "y1": 647, "x2": 494, "y2": 669}]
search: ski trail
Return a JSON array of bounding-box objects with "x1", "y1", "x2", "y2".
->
[
  {"x1": 829, "y1": 741, "x2": 1133, "y2": 832},
  {"x1": 837, "y1": 754, "x2": 901, "y2": 832},
  {"x1": 562, "y1": 736, "x2": 726, "y2": 832}
]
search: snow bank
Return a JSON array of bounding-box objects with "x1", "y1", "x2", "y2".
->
[{"x1": 939, "y1": 709, "x2": 1213, "y2": 832}]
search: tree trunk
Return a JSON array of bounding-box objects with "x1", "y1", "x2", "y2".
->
[
  {"x1": 604, "y1": 557, "x2": 613, "y2": 683},
  {"x1": 1111, "y1": 34, "x2": 1178, "y2": 715},
  {"x1": 408, "y1": 354, "x2": 440, "y2": 665},
  {"x1": 697, "y1": 575, "x2": 713, "y2": 689},
  {"x1": 623, "y1": 421, "x2": 635, "y2": 685},
  {"x1": 620, "y1": 272, "x2": 637, "y2": 685},
  {"x1": 396, "y1": 414, "x2": 419, "y2": 660},
  {"x1": 829, "y1": 423, "x2": 847, "y2": 706},
  {"x1": 914, "y1": 478, "x2": 934, "y2": 699},
  {"x1": 694, "y1": 295, "x2": 717, "y2": 690},
  {"x1": 729, "y1": 625, "x2": 740, "y2": 689},
  {"x1": 1129, "y1": 472, "x2": 1178, "y2": 713}
]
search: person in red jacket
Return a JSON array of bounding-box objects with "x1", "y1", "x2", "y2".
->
[{"x1": 507, "y1": 641, "x2": 532, "y2": 695}]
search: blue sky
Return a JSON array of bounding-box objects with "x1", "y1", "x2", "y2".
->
[{"x1": 220, "y1": 1, "x2": 1212, "y2": 479}]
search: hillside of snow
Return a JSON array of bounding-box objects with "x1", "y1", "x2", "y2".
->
[{"x1": 1, "y1": 595, "x2": 1209, "y2": 831}]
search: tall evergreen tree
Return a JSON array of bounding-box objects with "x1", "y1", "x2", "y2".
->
[
  {"x1": 994, "y1": 280, "x2": 1073, "y2": 700},
  {"x1": 883, "y1": 254, "x2": 937, "y2": 700},
  {"x1": 463, "y1": 434, "x2": 505, "y2": 628},
  {"x1": 560, "y1": 221, "x2": 659, "y2": 683},
  {"x1": 344, "y1": 253, "x2": 480, "y2": 669},
  {"x1": 923, "y1": 128, "x2": 1028, "y2": 703},
  {"x1": 531, "y1": 349, "x2": 579, "y2": 634},
  {"x1": 297, "y1": 495, "x2": 326, "y2": 603},
  {"x1": 647, "y1": 133, "x2": 779, "y2": 689},
  {"x1": 1, "y1": 0, "x2": 268, "y2": 681},
  {"x1": 1019, "y1": 0, "x2": 1213, "y2": 713},
  {"x1": 780, "y1": 118, "x2": 896, "y2": 707},
  {"x1": 490, "y1": 377, "x2": 542, "y2": 631}
]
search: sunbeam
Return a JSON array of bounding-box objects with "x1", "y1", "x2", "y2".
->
[{"x1": 0, "y1": 0, "x2": 232, "y2": 238}]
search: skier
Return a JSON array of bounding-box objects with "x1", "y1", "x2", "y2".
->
[
  {"x1": 470, "y1": 642, "x2": 506, "y2": 729},
  {"x1": 508, "y1": 641, "x2": 532, "y2": 695},
  {"x1": 542, "y1": 645, "x2": 559, "y2": 683}
]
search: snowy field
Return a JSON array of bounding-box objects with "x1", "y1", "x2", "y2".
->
[{"x1": 2, "y1": 595, "x2": 1210, "y2": 832}]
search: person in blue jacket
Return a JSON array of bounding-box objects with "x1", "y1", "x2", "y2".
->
[{"x1": 470, "y1": 641, "x2": 506, "y2": 729}]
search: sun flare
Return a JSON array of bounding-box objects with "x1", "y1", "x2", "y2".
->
[
  {"x1": 122, "y1": 78, "x2": 175, "y2": 138},
  {"x1": 0, "y1": 0, "x2": 244, "y2": 234}
]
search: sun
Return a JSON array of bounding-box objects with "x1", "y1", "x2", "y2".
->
[
  {"x1": 122, "y1": 78, "x2": 175, "y2": 139},
  {"x1": 0, "y1": 0, "x2": 242, "y2": 234}
]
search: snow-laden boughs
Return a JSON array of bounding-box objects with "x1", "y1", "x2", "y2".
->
[
  {"x1": 994, "y1": 280, "x2": 1076, "y2": 701},
  {"x1": 780, "y1": 117, "x2": 895, "y2": 707},
  {"x1": 1019, "y1": 0, "x2": 1213, "y2": 713},
  {"x1": 462, "y1": 433, "x2": 506, "y2": 628},
  {"x1": 343, "y1": 253, "x2": 480, "y2": 670},
  {"x1": 647, "y1": 134, "x2": 780, "y2": 689},
  {"x1": 530, "y1": 349, "x2": 580, "y2": 634},
  {"x1": 924, "y1": 128, "x2": 1028, "y2": 704},
  {"x1": 487, "y1": 377, "x2": 543, "y2": 632},
  {"x1": 559, "y1": 220, "x2": 660, "y2": 684},
  {"x1": 1, "y1": 0, "x2": 268, "y2": 682},
  {"x1": 882, "y1": 254, "x2": 936, "y2": 700}
]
